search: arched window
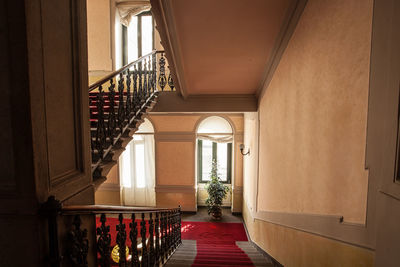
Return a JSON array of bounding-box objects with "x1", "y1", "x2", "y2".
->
[
  {"x1": 197, "y1": 116, "x2": 233, "y2": 183},
  {"x1": 120, "y1": 118, "x2": 155, "y2": 206}
]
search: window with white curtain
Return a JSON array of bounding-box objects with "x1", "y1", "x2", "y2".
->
[
  {"x1": 196, "y1": 116, "x2": 233, "y2": 183},
  {"x1": 119, "y1": 119, "x2": 155, "y2": 206}
]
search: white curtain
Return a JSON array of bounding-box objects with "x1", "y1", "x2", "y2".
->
[
  {"x1": 197, "y1": 134, "x2": 233, "y2": 143},
  {"x1": 120, "y1": 134, "x2": 155, "y2": 206},
  {"x1": 116, "y1": 2, "x2": 151, "y2": 26}
]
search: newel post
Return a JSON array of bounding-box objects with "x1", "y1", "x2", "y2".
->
[{"x1": 40, "y1": 196, "x2": 62, "y2": 267}]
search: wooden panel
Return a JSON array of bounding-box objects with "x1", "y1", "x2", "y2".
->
[
  {"x1": 36, "y1": 0, "x2": 91, "y2": 200},
  {"x1": 42, "y1": 0, "x2": 78, "y2": 182},
  {"x1": 42, "y1": 0, "x2": 88, "y2": 197},
  {"x1": 0, "y1": 1, "x2": 16, "y2": 194}
]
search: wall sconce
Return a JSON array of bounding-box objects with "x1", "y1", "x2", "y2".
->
[{"x1": 239, "y1": 144, "x2": 250, "y2": 156}]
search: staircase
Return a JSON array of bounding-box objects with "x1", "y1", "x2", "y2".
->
[
  {"x1": 165, "y1": 240, "x2": 274, "y2": 267},
  {"x1": 89, "y1": 50, "x2": 175, "y2": 186}
]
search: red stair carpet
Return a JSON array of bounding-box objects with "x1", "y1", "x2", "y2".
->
[{"x1": 181, "y1": 221, "x2": 254, "y2": 267}]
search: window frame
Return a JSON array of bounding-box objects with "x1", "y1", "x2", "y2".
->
[
  {"x1": 197, "y1": 139, "x2": 232, "y2": 184},
  {"x1": 122, "y1": 11, "x2": 155, "y2": 66}
]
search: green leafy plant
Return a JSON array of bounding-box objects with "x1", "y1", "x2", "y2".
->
[{"x1": 205, "y1": 159, "x2": 229, "y2": 217}]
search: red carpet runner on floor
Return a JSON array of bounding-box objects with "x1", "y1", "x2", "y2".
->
[{"x1": 181, "y1": 221, "x2": 254, "y2": 267}]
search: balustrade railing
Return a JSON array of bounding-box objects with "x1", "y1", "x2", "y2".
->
[
  {"x1": 42, "y1": 197, "x2": 181, "y2": 267},
  {"x1": 89, "y1": 51, "x2": 175, "y2": 177}
]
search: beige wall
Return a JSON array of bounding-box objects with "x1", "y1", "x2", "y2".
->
[
  {"x1": 242, "y1": 0, "x2": 375, "y2": 265},
  {"x1": 95, "y1": 164, "x2": 121, "y2": 205},
  {"x1": 257, "y1": 0, "x2": 372, "y2": 224},
  {"x1": 87, "y1": 0, "x2": 113, "y2": 72},
  {"x1": 94, "y1": 113, "x2": 244, "y2": 212},
  {"x1": 150, "y1": 113, "x2": 244, "y2": 212}
]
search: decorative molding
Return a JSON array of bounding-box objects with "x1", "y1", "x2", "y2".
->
[
  {"x1": 155, "y1": 132, "x2": 195, "y2": 142},
  {"x1": 97, "y1": 183, "x2": 121, "y2": 192},
  {"x1": 155, "y1": 185, "x2": 195, "y2": 193},
  {"x1": 256, "y1": 0, "x2": 308, "y2": 102},
  {"x1": 151, "y1": 92, "x2": 257, "y2": 112}
]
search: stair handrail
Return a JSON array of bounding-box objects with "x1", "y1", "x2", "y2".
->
[
  {"x1": 61, "y1": 204, "x2": 177, "y2": 214},
  {"x1": 42, "y1": 196, "x2": 182, "y2": 267},
  {"x1": 89, "y1": 50, "x2": 175, "y2": 180}
]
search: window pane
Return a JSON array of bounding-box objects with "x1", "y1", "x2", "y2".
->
[
  {"x1": 121, "y1": 144, "x2": 132, "y2": 188},
  {"x1": 217, "y1": 143, "x2": 228, "y2": 181},
  {"x1": 128, "y1": 16, "x2": 138, "y2": 62},
  {"x1": 135, "y1": 142, "x2": 145, "y2": 188},
  {"x1": 201, "y1": 140, "x2": 213, "y2": 181},
  {"x1": 141, "y1": 16, "x2": 153, "y2": 56}
]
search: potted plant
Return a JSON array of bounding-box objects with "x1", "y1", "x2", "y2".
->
[{"x1": 205, "y1": 159, "x2": 229, "y2": 220}]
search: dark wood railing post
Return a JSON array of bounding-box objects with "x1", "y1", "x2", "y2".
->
[
  {"x1": 130, "y1": 213, "x2": 139, "y2": 267},
  {"x1": 107, "y1": 79, "x2": 117, "y2": 144},
  {"x1": 116, "y1": 213, "x2": 127, "y2": 266},
  {"x1": 149, "y1": 213, "x2": 155, "y2": 266},
  {"x1": 178, "y1": 206, "x2": 182, "y2": 245},
  {"x1": 41, "y1": 196, "x2": 62, "y2": 267},
  {"x1": 97, "y1": 213, "x2": 111, "y2": 267},
  {"x1": 166, "y1": 211, "x2": 171, "y2": 255},
  {"x1": 133, "y1": 65, "x2": 139, "y2": 113},
  {"x1": 68, "y1": 215, "x2": 89, "y2": 266},
  {"x1": 161, "y1": 212, "x2": 166, "y2": 263},
  {"x1": 155, "y1": 212, "x2": 160, "y2": 266},
  {"x1": 140, "y1": 213, "x2": 148, "y2": 267},
  {"x1": 174, "y1": 209, "x2": 178, "y2": 249},
  {"x1": 158, "y1": 53, "x2": 167, "y2": 91},
  {"x1": 117, "y1": 73, "x2": 126, "y2": 134}
]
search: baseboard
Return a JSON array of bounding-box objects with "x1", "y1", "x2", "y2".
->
[
  {"x1": 181, "y1": 211, "x2": 197, "y2": 215},
  {"x1": 242, "y1": 219, "x2": 284, "y2": 267}
]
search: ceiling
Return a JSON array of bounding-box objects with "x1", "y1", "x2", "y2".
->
[{"x1": 152, "y1": 0, "x2": 296, "y2": 97}]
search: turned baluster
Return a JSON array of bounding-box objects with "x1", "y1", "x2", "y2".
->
[
  {"x1": 158, "y1": 53, "x2": 167, "y2": 91},
  {"x1": 97, "y1": 214, "x2": 111, "y2": 267},
  {"x1": 132, "y1": 65, "x2": 139, "y2": 112},
  {"x1": 140, "y1": 213, "x2": 148, "y2": 267},
  {"x1": 166, "y1": 211, "x2": 171, "y2": 255},
  {"x1": 95, "y1": 85, "x2": 107, "y2": 160},
  {"x1": 155, "y1": 213, "x2": 160, "y2": 266},
  {"x1": 151, "y1": 53, "x2": 157, "y2": 93},
  {"x1": 173, "y1": 210, "x2": 178, "y2": 248},
  {"x1": 178, "y1": 206, "x2": 182, "y2": 244},
  {"x1": 107, "y1": 79, "x2": 117, "y2": 144},
  {"x1": 143, "y1": 59, "x2": 148, "y2": 99},
  {"x1": 161, "y1": 212, "x2": 166, "y2": 263},
  {"x1": 168, "y1": 71, "x2": 174, "y2": 91},
  {"x1": 149, "y1": 213, "x2": 155, "y2": 266},
  {"x1": 138, "y1": 62, "x2": 143, "y2": 102},
  {"x1": 130, "y1": 213, "x2": 139, "y2": 267},
  {"x1": 125, "y1": 69, "x2": 132, "y2": 118},
  {"x1": 117, "y1": 73, "x2": 125, "y2": 133},
  {"x1": 116, "y1": 213, "x2": 127, "y2": 266},
  {"x1": 68, "y1": 215, "x2": 89, "y2": 267}
]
